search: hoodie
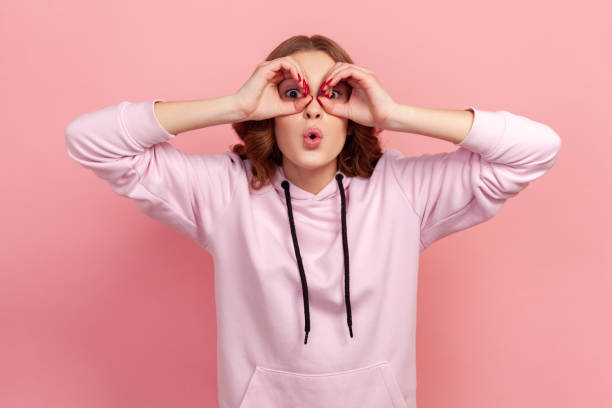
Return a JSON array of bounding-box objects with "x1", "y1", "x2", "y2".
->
[{"x1": 64, "y1": 98, "x2": 561, "y2": 408}]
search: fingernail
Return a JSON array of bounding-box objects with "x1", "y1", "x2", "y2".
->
[
  {"x1": 326, "y1": 79, "x2": 333, "y2": 86},
  {"x1": 298, "y1": 73, "x2": 301, "y2": 82}
]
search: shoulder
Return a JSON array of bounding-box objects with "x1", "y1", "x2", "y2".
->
[{"x1": 375, "y1": 148, "x2": 411, "y2": 172}]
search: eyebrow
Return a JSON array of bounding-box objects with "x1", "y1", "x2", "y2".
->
[{"x1": 281, "y1": 78, "x2": 348, "y2": 87}]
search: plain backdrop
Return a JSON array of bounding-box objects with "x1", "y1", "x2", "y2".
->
[{"x1": 1, "y1": 0, "x2": 610, "y2": 407}]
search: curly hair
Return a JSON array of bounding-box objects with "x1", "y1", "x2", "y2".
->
[{"x1": 230, "y1": 34, "x2": 384, "y2": 190}]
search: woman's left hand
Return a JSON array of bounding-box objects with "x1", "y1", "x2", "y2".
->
[{"x1": 315, "y1": 62, "x2": 400, "y2": 133}]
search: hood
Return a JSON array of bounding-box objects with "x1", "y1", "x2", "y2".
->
[
  {"x1": 271, "y1": 165, "x2": 352, "y2": 201},
  {"x1": 270, "y1": 164, "x2": 354, "y2": 345}
]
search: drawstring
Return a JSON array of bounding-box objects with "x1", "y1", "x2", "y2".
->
[{"x1": 281, "y1": 173, "x2": 353, "y2": 345}]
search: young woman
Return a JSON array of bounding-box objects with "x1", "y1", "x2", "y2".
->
[{"x1": 65, "y1": 34, "x2": 562, "y2": 408}]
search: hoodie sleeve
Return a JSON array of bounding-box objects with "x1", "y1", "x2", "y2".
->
[
  {"x1": 64, "y1": 99, "x2": 244, "y2": 250},
  {"x1": 388, "y1": 106, "x2": 562, "y2": 252}
]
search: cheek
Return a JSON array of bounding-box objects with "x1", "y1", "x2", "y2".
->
[
  {"x1": 274, "y1": 117, "x2": 290, "y2": 134},
  {"x1": 276, "y1": 116, "x2": 303, "y2": 132},
  {"x1": 331, "y1": 118, "x2": 349, "y2": 134},
  {"x1": 273, "y1": 119, "x2": 301, "y2": 146}
]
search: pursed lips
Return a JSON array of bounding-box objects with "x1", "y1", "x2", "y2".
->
[{"x1": 303, "y1": 127, "x2": 323, "y2": 139}]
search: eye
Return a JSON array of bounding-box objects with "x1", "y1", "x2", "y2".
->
[
  {"x1": 326, "y1": 89, "x2": 342, "y2": 99},
  {"x1": 282, "y1": 86, "x2": 346, "y2": 100},
  {"x1": 322, "y1": 82, "x2": 350, "y2": 100},
  {"x1": 283, "y1": 88, "x2": 304, "y2": 99}
]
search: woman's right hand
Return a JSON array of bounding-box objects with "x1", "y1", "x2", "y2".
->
[{"x1": 233, "y1": 56, "x2": 313, "y2": 122}]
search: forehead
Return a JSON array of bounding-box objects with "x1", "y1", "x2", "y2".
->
[{"x1": 290, "y1": 50, "x2": 336, "y2": 81}]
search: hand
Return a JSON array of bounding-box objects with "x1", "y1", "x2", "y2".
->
[
  {"x1": 316, "y1": 62, "x2": 400, "y2": 132},
  {"x1": 234, "y1": 56, "x2": 313, "y2": 122}
]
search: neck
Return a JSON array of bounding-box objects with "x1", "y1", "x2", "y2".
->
[{"x1": 282, "y1": 159, "x2": 338, "y2": 196}]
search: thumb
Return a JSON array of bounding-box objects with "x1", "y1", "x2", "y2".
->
[
  {"x1": 278, "y1": 95, "x2": 312, "y2": 116},
  {"x1": 317, "y1": 95, "x2": 340, "y2": 115},
  {"x1": 297, "y1": 95, "x2": 314, "y2": 111}
]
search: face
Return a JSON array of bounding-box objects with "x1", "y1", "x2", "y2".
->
[{"x1": 274, "y1": 50, "x2": 351, "y2": 175}]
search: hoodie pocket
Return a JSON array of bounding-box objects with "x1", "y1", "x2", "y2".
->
[{"x1": 238, "y1": 360, "x2": 408, "y2": 408}]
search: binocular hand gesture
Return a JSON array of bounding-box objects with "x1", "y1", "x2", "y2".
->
[
  {"x1": 316, "y1": 62, "x2": 399, "y2": 132},
  {"x1": 234, "y1": 56, "x2": 313, "y2": 122}
]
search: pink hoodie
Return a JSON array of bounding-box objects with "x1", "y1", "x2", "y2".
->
[{"x1": 65, "y1": 99, "x2": 561, "y2": 408}]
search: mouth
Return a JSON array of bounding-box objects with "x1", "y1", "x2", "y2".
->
[{"x1": 303, "y1": 127, "x2": 323, "y2": 140}]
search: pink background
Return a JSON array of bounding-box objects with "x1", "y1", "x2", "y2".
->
[{"x1": 1, "y1": 0, "x2": 610, "y2": 407}]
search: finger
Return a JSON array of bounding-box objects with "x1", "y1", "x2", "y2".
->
[
  {"x1": 268, "y1": 59, "x2": 306, "y2": 93},
  {"x1": 320, "y1": 62, "x2": 345, "y2": 92},
  {"x1": 270, "y1": 71, "x2": 284, "y2": 84},
  {"x1": 275, "y1": 59, "x2": 300, "y2": 84},
  {"x1": 317, "y1": 94, "x2": 349, "y2": 118},
  {"x1": 264, "y1": 57, "x2": 307, "y2": 85},
  {"x1": 321, "y1": 64, "x2": 368, "y2": 97},
  {"x1": 323, "y1": 67, "x2": 354, "y2": 97},
  {"x1": 320, "y1": 65, "x2": 354, "y2": 97},
  {"x1": 325, "y1": 66, "x2": 372, "y2": 93},
  {"x1": 284, "y1": 55, "x2": 308, "y2": 83},
  {"x1": 321, "y1": 61, "x2": 343, "y2": 84},
  {"x1": 323, "y1": 63, "x2": 371, "y2": 89},
  {"x1": 279, "y1": 57, "x2": 309, "y2": 94},
  {"x1": 298, "y1": 95, "x2": 314, "y2": 110},
  {"x1": 345, "y1": 78, "x2": 361, "y2": 88},
  {"x1": 279, "y1": 95, "x2": 313, "y2": 115}
]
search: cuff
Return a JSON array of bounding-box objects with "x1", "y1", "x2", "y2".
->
[
  {"x1": 457, "y1": 106, "x2": 507, "y2": 157},
  {"x1": 122, "y1": 98, "x2": 177, "y2": 147}
]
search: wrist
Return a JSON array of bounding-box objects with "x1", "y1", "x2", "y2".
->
[
  {"x1": 214, "y1": 94, "x2": 246, "y2": 124},
  {"x1": 382, "y1": 103, "x2": 414, "y2": 133}
]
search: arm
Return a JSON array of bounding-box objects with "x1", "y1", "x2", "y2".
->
[
  {"x1": 64, "y1": 96, "x2": 246, "y2": 250},
  {"x1": 386, "y1": 104, "x2": 475, "y2": 145},
  {"x1": 153, "y1": 95, "x2": 246, "y2": 135},
  {"x1": 386, "y1": 104, "x2": 562, "y2": 251}
]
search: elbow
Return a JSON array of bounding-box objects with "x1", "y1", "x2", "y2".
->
[
  {"x1": 64, "y1": 118, "x2": 83, "y2": 160},
  {"x1": 64, "y1": 116, "x2": 94, "y2": 164},
  {"x1": 64, "y1": 118, "x2": 81, "y2": 145},
  {"x1": 544, "y1": 126, "x2": 562, "y2": 167}
]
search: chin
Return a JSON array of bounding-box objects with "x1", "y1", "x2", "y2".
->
[{"x1": 285, "y1": 151, "x2": 336, "y2": 170}]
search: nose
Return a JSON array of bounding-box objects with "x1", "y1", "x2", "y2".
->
[{"x1": 303, "y1": 94, "x2": 323, "y2": 118}]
